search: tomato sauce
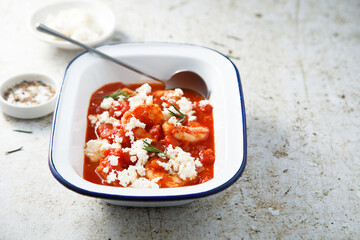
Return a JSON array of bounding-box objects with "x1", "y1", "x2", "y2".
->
[{"x1": 83, "y1": 82, "x2": 215, "y2": 188}]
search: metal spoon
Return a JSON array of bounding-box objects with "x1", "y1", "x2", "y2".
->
[{"x1": 36, "y1": 23, "x2": 210, "y2": 98}]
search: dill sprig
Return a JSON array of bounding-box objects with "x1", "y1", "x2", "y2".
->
[
  {"x1": 103, "y1": 89, "x2": 133, "y2": 100},
  {"x1": 168, "y1": 103, "x2": 186, "y2": 123},
  {"x1": 5, "y1": 146, "x2": 23, "y2": 155},
  {"x1": 143, "y1": 141, "x2": 167, "y2": 157}
]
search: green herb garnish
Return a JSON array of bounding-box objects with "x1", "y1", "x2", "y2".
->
[
  {"x1": 13, "y1": 130, "x2": 33, "y2": 134},
  {"x1": 5, "y1": 146, "x2": 23, "y2": 155},
  {"x1": 143, "y1": 141, "x2": 167, "y2": 157},
  {"x1": 167, "y1": 103, "x2": 186, "y2": 123},
  {"x1": 103, "y1": 89, "x2": 134, "y2": 100}
]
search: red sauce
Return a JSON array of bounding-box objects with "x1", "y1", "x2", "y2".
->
[{"x1": 83, "y1": 82, "x2": 215, "y2": 188}]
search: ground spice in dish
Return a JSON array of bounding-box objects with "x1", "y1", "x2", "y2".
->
[{"x1": 3, "y1": 80, "x2": 55, "y2": 106}]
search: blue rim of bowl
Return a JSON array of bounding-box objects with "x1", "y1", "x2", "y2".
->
[{"x1": 48, "y1": 42, "x2": 247, "y2": 202}]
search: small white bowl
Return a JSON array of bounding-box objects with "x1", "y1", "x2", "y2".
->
[
  {"x1": 0, "y1": 73, "x2": 58, "y2": 119},
  {"x1": 49, "y1": 43, "x2": 247, "y2": 207},
  {"x1": 28, "y1": 0, "x2": 115, "y2": 49}
]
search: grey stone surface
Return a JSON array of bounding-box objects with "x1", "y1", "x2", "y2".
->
[{"x1": 0, "y1": 0, "x2": 359, "y2": 239}]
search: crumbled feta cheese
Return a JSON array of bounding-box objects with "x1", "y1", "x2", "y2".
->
[
  {"x1": 130, "y1": 177, "x2": 160, "y2": 189},
  {"x1": 124, "y1": 117, "x2": 146, "y2": 143},
  {"x1": 103, "y1": 167, "x2": 109, "y2": 173},
  {"x1": 114, "y1": 136, "x2": 123, "y2": 143},
  {"x1": 128, "y1": 83, "x2": 153, "y2": 108},
  {"x1": 162, "y1": 105, "x2": 177, "y2": 120},
  {"x1": 160, "y1": 88, "x2": 183, "y2": 102},
  {"x1": 125, "y1": 117, "x2": 146, "y2": 130},
  {"x1": 177, "y1": 97, "x2": 196, "y2": 121},
  {"x1": 117, "y1": 166, "x2": 138, "y2": 187},
  {"x1": 97, "y1": 111, "x2": 120, "y2": 126},
  {"x1": 111, "y1": 142, "x2": 122, "y2": 149},
  {"x1": 112, "y1": 101, "x2": 121, "y2": 106},
  {"x1": 107, "y1": 170, "x2": 117, "y2": 183},
  {"x1": 136, "y1": 83, "x2": 151, "y2": 94},
  {"x1": 100, "y1": 97, "x2": 114, "y2": 110},
  {"x1": 128, "y1": 94, "x2": 145, "y2": 108},
  {"x1": 84, "y1": 139, "x2": 111, "y2": 162},
  {"x1": 108, "y1": 155, "x2": 119, "y2": 166},
  {"x1": 188, "y1": 115, "x2": 197, "y2": 122},
  {"x1": 168, "y1": 116, "x2": 181, "y2": 126},
  {"x1": 177, "y1": 97, "x2": 192, "y2": 113},
  {"x1": 157, "y1": 145, "x2": 202, "y2": 180},
  {"x1": 45, "y1": 8, "x2": 102, "y2": 42},
  {"x1": 123, "y1": 139, "x2": 151, "y2": 166},
  {"x1": 174, "y1": 88, "x2": 184, "y2": 96},
  {"x1": 88, "y1": 115, "x2": 98, "y2": 125},
  {"x1": 114, "y1": 111, "x2": 122, "y2": 117},
  {"x1": 135, "y1": 165, "x2": 146, "y2": 176},
  {"x1": 146, "y1": 95, "x2": 153, "y2": 105},
  {"x1": 199, "y1": 99, "x2": 210, "y2": 107}
]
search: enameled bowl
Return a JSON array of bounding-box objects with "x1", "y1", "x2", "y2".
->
[{"x1": 49, "y1": 43, "x2": 247, "y2": 207}]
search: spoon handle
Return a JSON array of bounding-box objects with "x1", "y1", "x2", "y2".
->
[{"x1": 36, "y1": 23, "x2": 160, "y2": 82}]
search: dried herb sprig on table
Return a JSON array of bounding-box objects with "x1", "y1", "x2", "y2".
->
[
  {"x1": 13, "y1": 129, "x2": 33, "y2": 134},
  {"x1": 5, "y1": 146, "x2": 23, "y2": 155}
]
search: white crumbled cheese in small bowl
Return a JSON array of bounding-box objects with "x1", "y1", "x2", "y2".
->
[{"x1": 45, "y1": 8, "x2": 102, "y2": 42}]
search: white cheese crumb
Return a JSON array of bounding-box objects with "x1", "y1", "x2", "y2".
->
[
  {"x1": 116, "y1": 166, "x2": 138, "y2": 187},
  {"x1": 114, "y1": 111, "x2": 122, "y2": 117},
  {"x1": 136, "y1": 83, "x2": 152, "y2": 94},
  {"x1": 84, "y1": 139, "x2": 111, "y2": 162},
  {"x1": 108, "y1": 155, "x2": 119, "y2": 166},
  {"x1": 177, "y1": 97, "x2": 196, "y2": 121},
  {"x1": 130, "y1": 177, "x2": 160, "y2": 189},
  {"x1": 88, "y1": 115, "x2": 98, "y2": 125},
  {"x1": 125, "y1": 117, "x2": 146, "y2": 130},
  {"x1": 128, "y1": 83, "x2": 153, "y2": 108},
  {"x1": 97, "y1": 111, "x2": 120, "y2": 126},
  {"x1": 162, "y1": 105, "x2": 177, "y2": 120},
  {"x1": 157, "y1": 145, "x2": 202, "y2": 180},
  {"x1": 107, "y1": 170, "x2": 117, "y2": 183},
  {"x1": 168, "y1": 116, "x2": 181, "y2": 126},
  {"x1": 111, "y1": 142, "x2": 122, "y2": 149},
  {"x1": 199, "y1": 99, "x2": 210, "y2": 107},
  {"x1": 123, "y1": 139, "x2": 151, "y2": 166},
  {"x1": 174, "y1": 88, "x2": 184, "y2": 96},
  {"x1": 100, "y1": 97, "x2": 114, "y2": 110},
  {"x1": 114, "y1": 136, "x2": 123, "y2": 143},
  {"x1": 103, "y1": 167, "x2": 109, "y2": 173},
  {"x1": 124, "y1": 117, "x2": 146, "y2": 143}
]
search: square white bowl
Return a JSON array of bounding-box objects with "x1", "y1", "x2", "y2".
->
[{"x1": 49, "y1": 42, "x2": 247, "y2": 207}]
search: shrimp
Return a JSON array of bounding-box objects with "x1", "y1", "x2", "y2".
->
[
  {"x1": 121, "y1": 104, "x2": 164, "y2": 127},
  {"x1": 145, "y1": 158, "x2": 185, "y2": 188},
  {"x1": 162, "y1": 121, "x2": 209, "y2": 143}
]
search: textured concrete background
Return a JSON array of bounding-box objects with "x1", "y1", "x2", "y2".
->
[{"x1": 0, "y1": 0, "x2": 359, "y2": 239}]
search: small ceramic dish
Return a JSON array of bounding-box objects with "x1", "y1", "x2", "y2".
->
[
  {"x1": 49, "y1": 43, "x2": 247, "y2": 207},
  {"x1": 0, "y1": 73, "x2": 58, "y2": 119},
  {"x1": 28, "y1": 0, "x2": 115, "y2": 49}
]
